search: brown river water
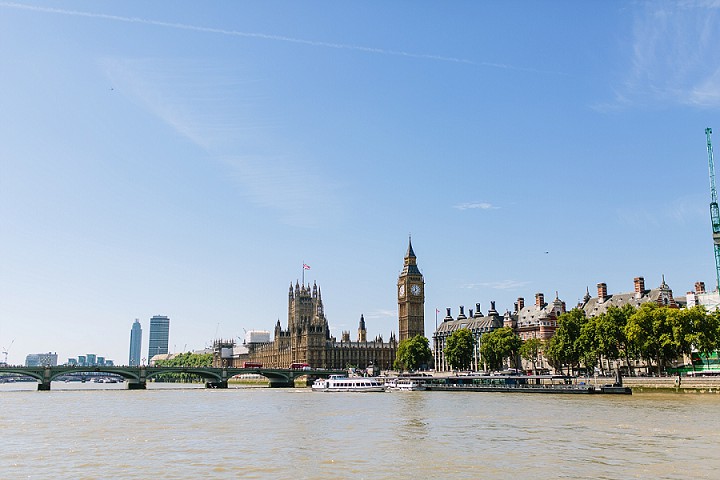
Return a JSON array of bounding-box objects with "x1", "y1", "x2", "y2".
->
[{"x1": 1, "y1": 382, "x2": 718, "y2": 479}]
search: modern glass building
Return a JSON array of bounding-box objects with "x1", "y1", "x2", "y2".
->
[
  {"x1": 25, "y1": 352, "x2": 58, "y2": 367},
  {"x1": 148, "y1": 315, "x2": 170, "y2": 360},
  {"x1": 129, "y1": 319, "x2": 142, "y2": 366}
]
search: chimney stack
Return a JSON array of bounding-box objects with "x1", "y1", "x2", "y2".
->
[
  {"x1": 634, "y1": 277, "x2": 645, "y2": 298},
  {"x1": 696, "y1": 281, "x2": 706, "y2": 294},
  {"x1": 597, "y1": 283, "x2": 607, "y2": 302},
  {"x1": 535, "y1": 293, "x2": 544, "y2": 307},
  {"x1": 517, "y1": 297, "x2": 525, "y2": 311}
]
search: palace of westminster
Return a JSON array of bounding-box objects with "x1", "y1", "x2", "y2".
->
[{"x1": 215, "y1": 239, "x2": 690, "y2": 372}]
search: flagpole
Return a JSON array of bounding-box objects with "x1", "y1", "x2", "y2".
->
[{"x1": 302, "y1": 261, "x2": 305, "y2": 286}]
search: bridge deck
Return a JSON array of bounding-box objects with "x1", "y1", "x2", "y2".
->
[{"x1": 0, "y1": 366, "x2": 345, "y2": 390}]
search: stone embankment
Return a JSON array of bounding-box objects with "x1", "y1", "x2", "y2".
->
[{"x1": 621, "y1": 376, "x2": 720, "y2": 393}]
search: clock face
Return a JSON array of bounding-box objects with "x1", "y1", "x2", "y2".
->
[
  {"x1": 411, "y1": 284, "x2": 421, "y2": 296},
  {"x1": 399, "y1": 285, "x2": 405, "y2": 297}
]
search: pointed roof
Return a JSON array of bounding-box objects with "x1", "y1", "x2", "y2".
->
[
  {"x1": 406, "y1": 236, "x2": 416, "y2": 259},
  {"x1": 401, "y1": 237, "x2": 421, "y2": 276}
]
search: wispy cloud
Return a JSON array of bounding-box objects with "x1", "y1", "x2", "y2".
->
[
  {"x1": 364, "y1": 309, "x2": 396, "y2": 320},
  {"x1": 221, "y1": 154, "x2": 340, "y2": 227},
  {"x1": 606, "y1": 2, "x2": 720, "y2": 109},
  {"x1": 1, "y1": 1, "x2": 475, "y2": 65},
  {"x1": 462, "y1": 280, "x2": 529, "y2": 290},
  {"x1": 453, "y1": 202, "x2": 498, "y2": 211},
  {"x1": 101, "y1": 57, "x2": 339, "y2": 226},
  {"x1": 1, "y1": 1, "x2": 568, "y2": 74},
  {"x1": 616, "y1": 195, "x2": 705, "y2": 228}
]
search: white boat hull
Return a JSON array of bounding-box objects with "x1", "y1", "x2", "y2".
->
[{"x1": 312, "y1": 375, "x2": 385, "y2": 392}]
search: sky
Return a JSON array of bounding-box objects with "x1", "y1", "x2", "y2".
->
[{"x1": 2, "y1": 1, "x2": 720, "y2": 366}]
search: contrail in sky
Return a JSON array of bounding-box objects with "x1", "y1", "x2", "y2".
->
[{"x1": 1, "y1": 1, "x2": 479, "y2": 65}]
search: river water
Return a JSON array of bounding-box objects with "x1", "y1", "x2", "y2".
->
[{"x1": 1, "y1": 382, "x2": 719, "y2": 479}]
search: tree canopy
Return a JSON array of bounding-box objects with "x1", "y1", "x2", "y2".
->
[
  {"x1": 444, "y1": 328, "x2": 475, "y2": 371},
  {"x1": 394, "y1": 335, "x2": 432, "y2": 372},
  {"x1": 479, "y1": 327, "x2": 521, "y2": 371},
  {"x1": 519, "y1": 337, "x2": 544, "y2": 375},
  {"x1": 545, "y1": 308, "x2": 585, "y2": 375}
]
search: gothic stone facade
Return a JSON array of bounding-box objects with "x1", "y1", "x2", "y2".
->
[
  {"x1": 398, "y1": 239, "x2": 425, "y2": 341},
  {"x1": 246, "y1": 281, "x2": 397, "y2": 370}
]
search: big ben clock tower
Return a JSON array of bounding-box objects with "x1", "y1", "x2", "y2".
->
[{"x1": 398, "y1": 237, "x2": 425, "y2": 341}]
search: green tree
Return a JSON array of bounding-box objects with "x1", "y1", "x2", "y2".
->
[
  {"x1": 519, "y1": 337, "x2": 544, "y2": 375},
  {"x1": 694, "y1": 307, "x2": 720, "y2": 371},
  {"x1": 545, "y1": 308, "x2": 585, "y2": 375},
  {"x1": 479, "y1": 327, "x2": 521, "y2": 372},
  {"x1": 626, "y1": 303, "x2": 676, "y2": 375},
  {"x1": 578, "y1": 314, "x2": 600, "y2": 374},
  {"x1": 445, "y1": 329, "x2": 475, "y2": 371},
  {"x1": 671, "y1": 307, "x2": 700, "y2": 371},
  {"x1": 154, "y1": 352, "x2": 213, "y2": 382},
  {"x1": 596, "y1": 305, "x2": 636, "y2": 376},
  {"x1": 394, "y1": 335, "x2": 432, "y2": 372}
]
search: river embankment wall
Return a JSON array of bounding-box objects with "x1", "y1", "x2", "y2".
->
[{"x1": 620, "y1": 376, "x2": 720, "y2": 393}]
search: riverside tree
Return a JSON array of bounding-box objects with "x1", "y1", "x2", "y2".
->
[
  {"x1": 444, "y1": 328, "x2": 475, "y2": 371},
  {"x1": 545, "y1": 308, "x2": 585, "y2": 376},
  {"x1": 694, "y1": 308, "x2": 720, "y2": 370},
  {"x1": 394, "y1": 335, "x2": 432, "y2": 372},
  {"x1": 625, "y1": 303, "x2": 677, "y2": 375},
  {"x1": 519, "y1": 337, "x2": 544, "y2": 375},
  {"x1": 153, "y1": 352, "x2": 213, "y2": 383},
  {"x1": 598, "y1": 304, "x2": 636, "y2": 375},
  {"x1": 479, "y1": 327, "x2": 521, "y2": 372}
]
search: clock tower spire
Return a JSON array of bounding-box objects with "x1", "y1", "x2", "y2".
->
[{"x1": 398, "y1": 237, "x2": 425, "y2": 341}]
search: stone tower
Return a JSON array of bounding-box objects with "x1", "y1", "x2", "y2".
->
[
  {"x1": 398, "y1": 238, "x2": 425, "y2": 341},
  {"x1": 358, "y1": 314, "x2": 367, "y2": 342},
  {"x1": 287, "y1": 281, "x2": 329, "y2": 367}
]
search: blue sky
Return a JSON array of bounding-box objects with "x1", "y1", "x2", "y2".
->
[{"x1": 1, "y1": 1, "x2": 719, "y2": 365}]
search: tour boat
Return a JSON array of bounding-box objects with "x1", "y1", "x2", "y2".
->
[
  {"x1": 386, "y1": 378, "x2": 426, "y2": 391},
  {"x1": 311, "y1": 375, "x2": 385, "y2": 392}
]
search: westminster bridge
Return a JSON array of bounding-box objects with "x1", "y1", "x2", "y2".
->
[{"x1": 0, "y1": 365, "x2": 345, "y2": 390}]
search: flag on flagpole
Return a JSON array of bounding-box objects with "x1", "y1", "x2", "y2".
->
[{"x1": 303, "y1": 264, "x2": 311, "y2": 270}]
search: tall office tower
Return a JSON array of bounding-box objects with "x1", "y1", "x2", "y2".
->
[
  {"x1": 148, "y1": 315, "x2": 170, "y2": 360},
  {"x1": 129, "y1": 319, "x2": 142, "y2": 366}
]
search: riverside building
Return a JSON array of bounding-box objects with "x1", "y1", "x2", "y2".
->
[
  {"x1": 580, "y1": 276, "x2": 682, "y2": 315},
  {"x1": 238, "y1": 282, "x2": 397, "y2": 371},
  {"x1": 148, "y1": 315, "x2": 170, "y2": 360},
  {"x1": 686, "y1": 281, "x2": 719, "y2": 312},
  {"x1": 217, "y1": 240, "x2": 425, "y2": 371},
  {"x1": 433, "y1": 303, "x2": 504, "y2": 372},
  {"x1": 432, "y1": 276, "x2": 682, "y2": 374}
]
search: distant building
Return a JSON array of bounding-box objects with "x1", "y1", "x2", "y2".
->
[
  {"x1": 129, "y1": 319, "x2": 142, "y2": 366},
  {"x1": 686, "y1": 281, "x2": 720, "y2": 312},
  {"x1": 25, "y1": 352, "x2": 58, "y2": 367},
  {"x1": 148, "y1": 315, "x2": 170, "y2": 360},
  {"x1": 66, "y1": 353, "x2": 114, "y2": 366},
  {"x1": 219, "y1": 242, "x2": 427, "y2": 371},
  {"x1": 235, "y1": 283, "x2": 397, "y2": 370},
  {"x1": 580, "y1": 276, "x2": 682, "y2": 316},
  {"x1": 244, "y1": 330, "x2": 270, "y2": 345},
  {"x1": 433, "y1": 303, "x2": 504, "y2": 372},
  {"x1": 507, "y1": 293, "x2": 566, "y2": 341}
]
